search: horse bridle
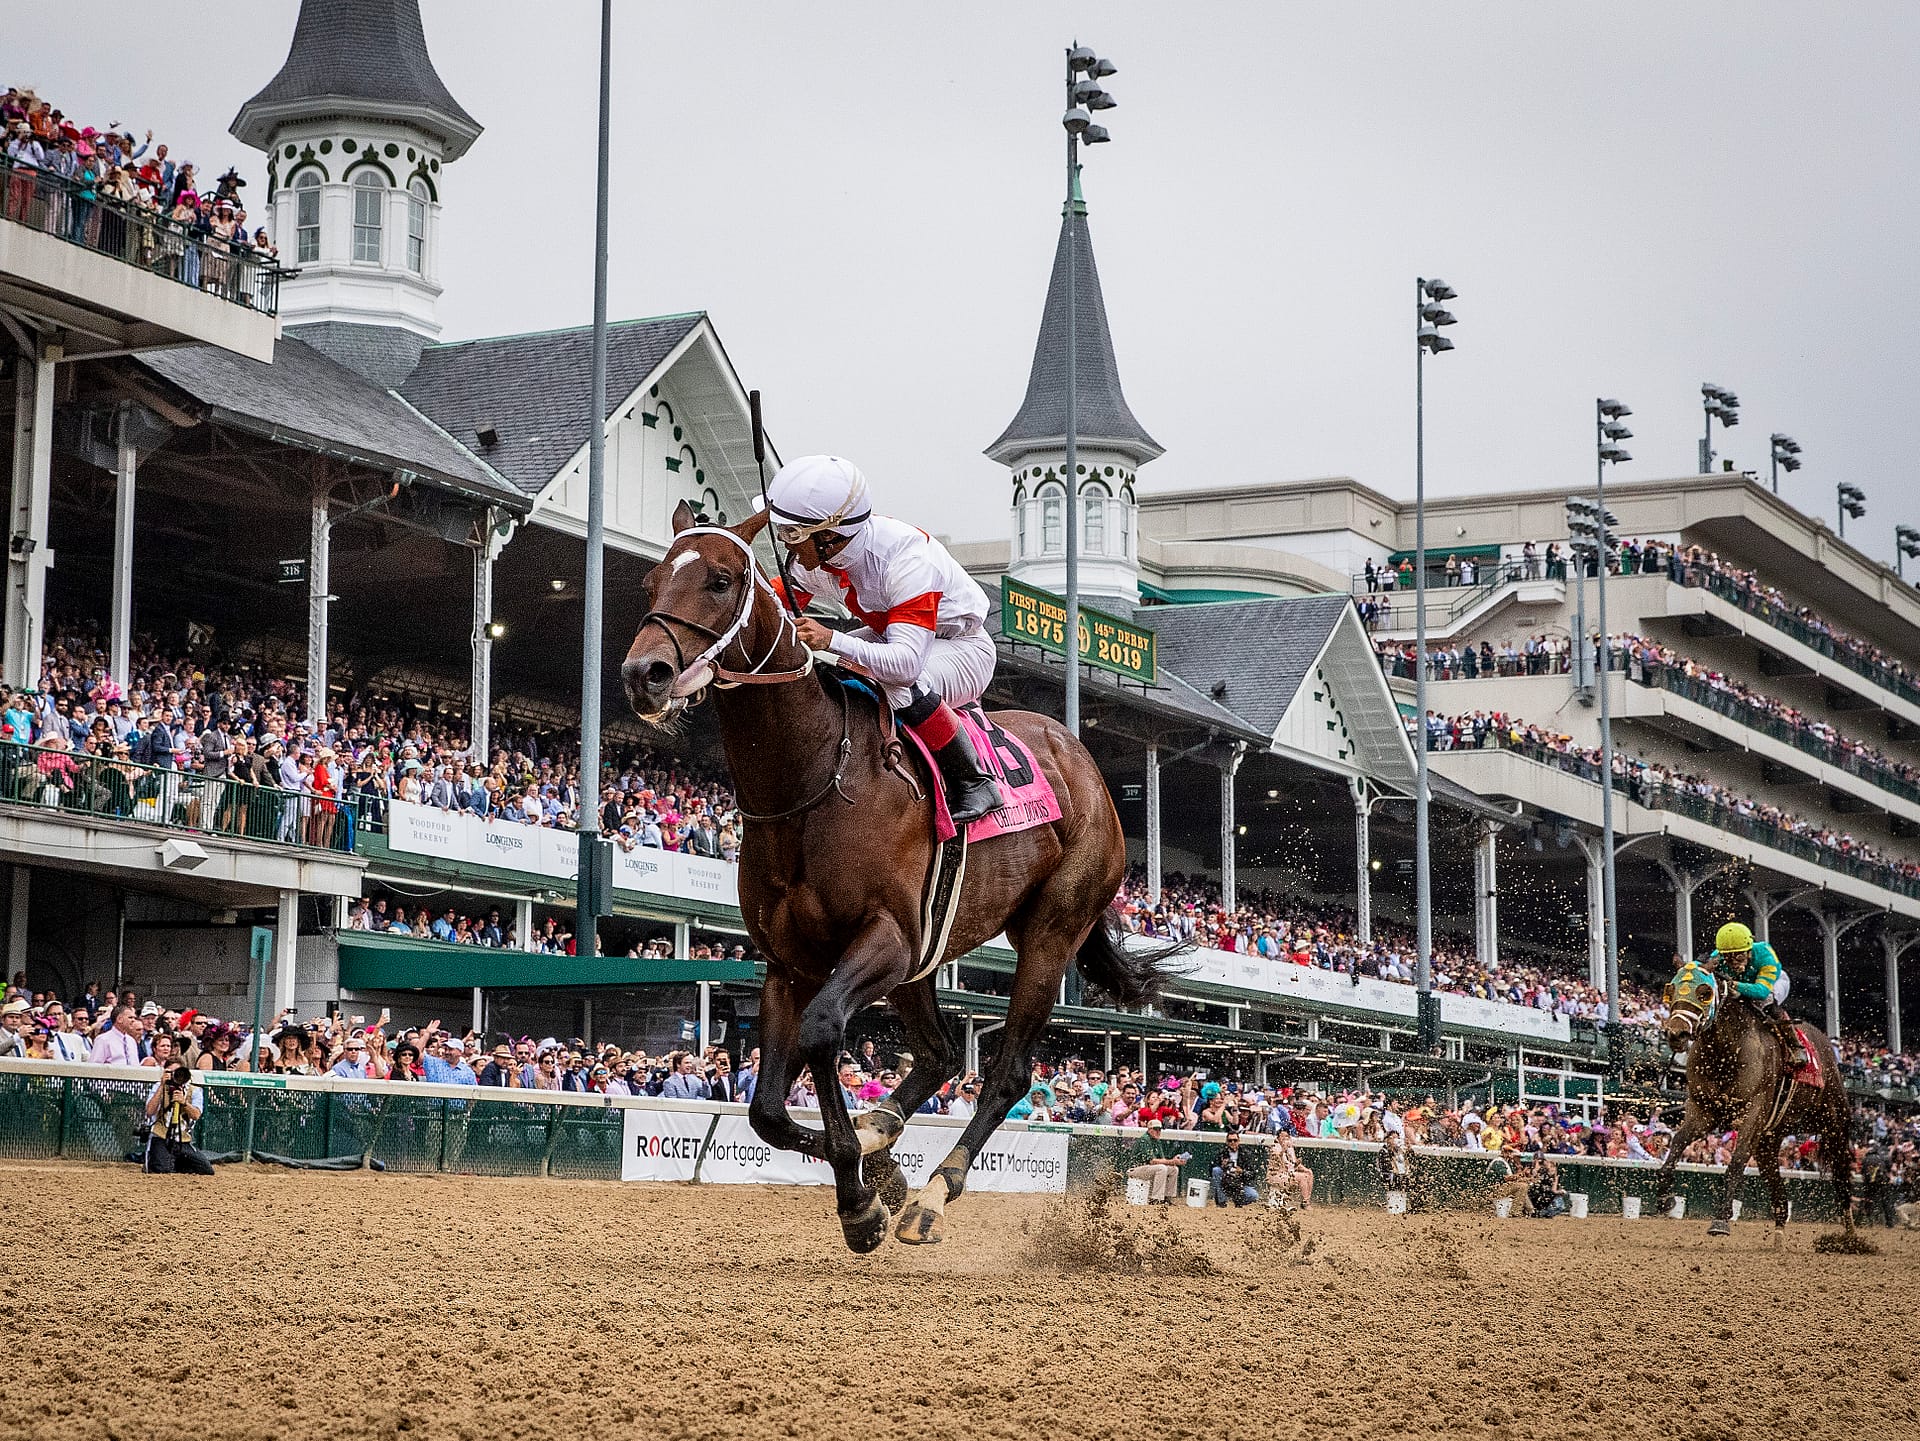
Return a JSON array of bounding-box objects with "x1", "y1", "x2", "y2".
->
[
  {"x1": 635, "y1": 525, "x2": 854, "y2": 823},
  {"x1": 635, "y1": 526, "x2": 816, "y2": 699}
]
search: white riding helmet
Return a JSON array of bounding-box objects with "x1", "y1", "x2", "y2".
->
[{"x1": 765, "y1": 455, "x2": 871, "y2": 547}]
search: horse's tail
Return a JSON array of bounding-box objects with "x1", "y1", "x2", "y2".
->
[{"x1": 1075, "y1": 907, "x2": 1190, "y2": 1007}]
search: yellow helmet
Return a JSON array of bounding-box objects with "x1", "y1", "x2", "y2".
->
[{"x1": 1715, "y1": 921, "x2": 1754, "y2": 954}]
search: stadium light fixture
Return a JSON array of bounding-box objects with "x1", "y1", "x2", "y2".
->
[
  {"x1": 1700, "y1": 383, "x2": 1740, "y2": 472},
  {"x1": 1594, "y1": 396, "x2": 1633, "y2": 1043},
  {"x1": 1768, "y1": 433, "x2": 1801, "y2": 495},
  {"x1": 1897, "y1": 525, "x2": 1920, "y2": 580},
  {"x1": 1057, "y1": 41, "x2": 1119, "y2": 739},
  {"x1": 1837, "y1": 481, "x2": 1866, "y2": 539},
  {"x1": 1412, "y1": 274, "x2": 1462, "y2": 1049}
]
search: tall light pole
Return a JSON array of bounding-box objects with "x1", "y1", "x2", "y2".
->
[
  {"x1": 1701, "y1": 383, "x2": 1739, "y2": 473},
  {"x1": 1768, "y1": 433, "x2": 1801, "y2": 495},
  {"x1": 1837, "y1": 482, "x2": 1866, "y2": 540},
  {"x1": 575, "y1": 0, "x2": 614, "y2": 956},
  {"x1": 1413, "y1": 276, "x2": 1458, "y2": 1050},
  {"x1": 1596, "y1": 398, "x2": 1633, "y2": 1035},
  {"x1": 1059, "y1": 42, "x2": 1116, "y2": 736}
]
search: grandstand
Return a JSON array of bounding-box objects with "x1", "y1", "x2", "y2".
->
[{"x1": 1, "y1": 0, "x2": 1915, "y2": 1119}]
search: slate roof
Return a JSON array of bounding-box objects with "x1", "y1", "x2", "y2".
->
[
  {"x1": 232, "y1": 0, "x2": 482, "y2": 158},
  {"x1": 1146, "y1": 595, "x2": 1355, "y2": 736},
  {"x1": 286, "y1": 321, "x2": 428, "y2": 390},
  {"x1": 986, "y1": 208, "x2": 1161, "y2": 467},
  {"x1": 398, "y1": 314, "x2": 705, "y2": 498},
  {"x1": 139, "y1": 337, "x2": 523, "y2": 510}
]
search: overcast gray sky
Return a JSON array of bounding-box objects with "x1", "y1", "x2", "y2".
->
[{"x1": 23, "y1": 3, "x2": 1920, "y2": 557}]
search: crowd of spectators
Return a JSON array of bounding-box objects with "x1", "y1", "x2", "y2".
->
[
  {"x1": 1112, "y1": 870, "x2": 1672, "y2": 1030},
  {"x1": 1382, "y1": 632, "x2": 1920, "y2": 801},
  {"x1": 1418, "y1": 706, "x2": 1920, "y2": 890},
  {"x1": 1358, "y1": 535, "x2": 1920, "y2": 710},
  {"x1": 2, "y1": 85, "x2": 274, "y2": 300},
  {"x1": 341, "y1": 892, "x2": 751, "y2": 963},
  {"x1": 1, "y1": 622, "x2": 741, "y2": 858}
]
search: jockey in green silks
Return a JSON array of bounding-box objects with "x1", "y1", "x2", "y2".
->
[{"x1": 1707, "y1": 921, "x2": 1806, "y2": 1066}]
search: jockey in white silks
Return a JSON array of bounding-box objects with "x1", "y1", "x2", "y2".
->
[{"x1": 767, "y1": 454, "x2": 1006, "y2": 823}]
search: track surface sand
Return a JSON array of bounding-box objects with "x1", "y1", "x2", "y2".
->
[{"x1": 4, "y1": 1162, "x2": 1915, "y2": 1441}]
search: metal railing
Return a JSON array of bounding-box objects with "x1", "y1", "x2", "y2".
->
[
  {"x1": 1481, "y1": 732, "x2": 1920, "y2": 900},
  {"x1": 0, "y1": 741, "x2": 356, "y2": 853},
  {"x1": 1673, "y1": 562, "x2": 1920, "y2": 710},
  {"x1": 1, "y1": 155, "x2": 284, "y2": 314},
  {"x1": 1636, "y1": 662, "x2": 1920, "y2": 808},
  {"x1": 1354, "y1": 559, "x2": 1546, "y2": 631}
]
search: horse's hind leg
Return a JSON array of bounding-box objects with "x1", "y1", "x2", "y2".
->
[
  {"x1": 857, "y1": 976, "x2": 958, "y2": 1212},
  {"x1": 1759, "y1": 1143, "x2": 1789, "y2": 1241},
  {"x1": 896, "y1": 913, "x2": 1087, "y2": 1246}
]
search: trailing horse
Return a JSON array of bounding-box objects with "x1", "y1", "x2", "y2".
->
[
  {"x1": 1653, "y1": 956, "x2": 1856, "y2": 1238},
  {"x1": 621, "y1": 504, "x2": 1179, "y2": 1252}
]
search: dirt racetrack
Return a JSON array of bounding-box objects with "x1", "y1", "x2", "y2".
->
[{"x1": 4, "y1": 1162, "x2": 1915, "y2": 1441}]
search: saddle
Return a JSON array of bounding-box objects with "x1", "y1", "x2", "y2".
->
[{"x1": 832, "y1": 678, "x2": 1062, "y2": 984}]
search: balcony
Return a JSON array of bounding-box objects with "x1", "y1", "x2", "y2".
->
[{"x1": 1, "y1": 158, "x2": 281, "y2": 361}]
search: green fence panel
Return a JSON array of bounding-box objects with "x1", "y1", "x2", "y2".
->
[{"x1": 548, "y1": 1110, "x2": 627, "y2": 1181}]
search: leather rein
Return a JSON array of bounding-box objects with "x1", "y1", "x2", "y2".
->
[{"x1": 635, "y1": 525, "x2": 853, "y2": 824}]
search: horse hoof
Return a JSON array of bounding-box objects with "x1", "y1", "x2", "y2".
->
[
  {"x1": 863, "y1": 1153, "x2": 910, "y2": 1212},
  {"x1": 895, "y1": 1203, "x2": 945, "y2": 1246},
  {"x1": 853, "y1": 1102, "x2": 906, "y2": 1157},
  {"x1": 840, "y1": 1196, "x2": 891, "y2": 1255},
  {"x1": 1706, "y1": 1218, "x2": 1731, "y2": 1237}
]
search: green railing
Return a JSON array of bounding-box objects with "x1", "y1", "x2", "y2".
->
[
  {"x1": 1490, "y1": 734, "x2": 1920, "y2": 900},
  {"x1": 0, "y1": 1062, "x2": 1848, "y2": 1220},
  {"x1": 0, "y1": 741, "x2": 357, "y2": 854},
  {"x1": 2, "y1": 156, "x2": 284, "y2": 314},
  {"x1": 1679, "y1": 565, "x2": 1920, "y2": 710},
  {"x1": 1636, "y1": 663, "x2": 1920, "y2": 808}
]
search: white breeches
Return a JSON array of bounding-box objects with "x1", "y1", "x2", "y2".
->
[
  {"x1": 1771, "y1": 973, "x2": 1790, "y2": 1004},
  {"x1": 872, "y1": 626, "x2": 997, "y2": 710}
]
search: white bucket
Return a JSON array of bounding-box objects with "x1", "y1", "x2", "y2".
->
[
  {"x1": 1621, "y1": 1196, "x2": 1642, "y2": 1220},
  {"x1": 1385, "y1": 1189, "x2": 1408, "y2": 1215},
  {"x1": 1125, "y1": 1178, "x2": 1151, "y2": 1207},
  {"x1": 1492, "y1": 1196, "x2": 1514, "y2": 1219},
  {"x1": 1666, "y1": 1196, "x2": 1686, "y2": 1220},
  {"x1": 1186, "y1": 1178, "x2": 1210, "y2": 1208},
  {"x1": 1569, "y1": 1192, "x2": 1589, "y2": 1219}
]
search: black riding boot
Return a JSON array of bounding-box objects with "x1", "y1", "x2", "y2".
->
[
  {"x1": 932, "y1": 728, "x2": 1004, "y2": 825},
  {"x1": 1769, "y1": 1004, "x2": 1807, "y2": 1067}
]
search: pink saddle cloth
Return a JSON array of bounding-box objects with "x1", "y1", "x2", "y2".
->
[
  {"x1": 900, "y1": 705, "x2": 1063, "y2": 844},
  {"x1": 1791, "y1": 1028, "x2": 1824, "y2": 1088}
]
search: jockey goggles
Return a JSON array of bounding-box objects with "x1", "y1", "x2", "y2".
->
[
  {"x1": 771, "y1": 505, "x2": 871, "y2": 548},
  {"x1": 767, "y1": 464, "x2": 870, "y2": 546}
]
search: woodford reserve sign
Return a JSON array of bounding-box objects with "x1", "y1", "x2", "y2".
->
[{"x1": 1000, "y1": 577, "x2": 1157, "y2": 685}]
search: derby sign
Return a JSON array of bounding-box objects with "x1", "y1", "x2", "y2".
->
[{"x1": 1000, "y1": 577, "x2": 1156, "y2": 685}]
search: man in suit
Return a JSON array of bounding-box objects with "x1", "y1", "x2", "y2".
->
[
  {"x1": 661, "y1": 1051, "x2": 711, "y2": 1100},
  {"x1": 706, "y1": 1051, "x2": 737, "y2": 1102}
]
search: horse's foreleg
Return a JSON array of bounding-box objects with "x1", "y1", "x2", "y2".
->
[
  {"x1": 797, "y1": 916, "x2": 911, "y2": 1254},
  {"x1": 856, "y1": 976, "x2": 958, "y2": 1212},
  {"x1": 1655, "y1": 1103, "x2": 1708, "y2": 1212},
  {"x1": 1711, "y1": 1096, "x2": 1772, "y2": 1236},
  {"x1": 745, "y1": 970, "x2": 827, "y2": 1160},
  {"x1": 896, "y1": 922, "x2": 1079, "y2": 1246}
]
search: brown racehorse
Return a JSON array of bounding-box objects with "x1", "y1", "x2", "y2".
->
[
  {"x1": 1652, "y1": 957, "x2": 1856, "y2": 1238},
  {"x1": 620, "y1": 504, "x2": 1177, "y2": 1252}
]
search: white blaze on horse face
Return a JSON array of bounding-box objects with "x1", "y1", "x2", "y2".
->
[{"x1": 670, "y1": 549, "x2": 700, "y2": 574}]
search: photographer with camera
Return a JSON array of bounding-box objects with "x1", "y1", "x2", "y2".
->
[
  {"x1": 1211, "y1": 1128, "x2": 1260, "y2": 1207},
  {"x1": 143, "y1": 1061, "x2": 213, "y2": 1175}
]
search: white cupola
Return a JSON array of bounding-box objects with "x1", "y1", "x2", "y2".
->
[{"x1": 231, "y1": 0, "x2": 482, "y2": 382}]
